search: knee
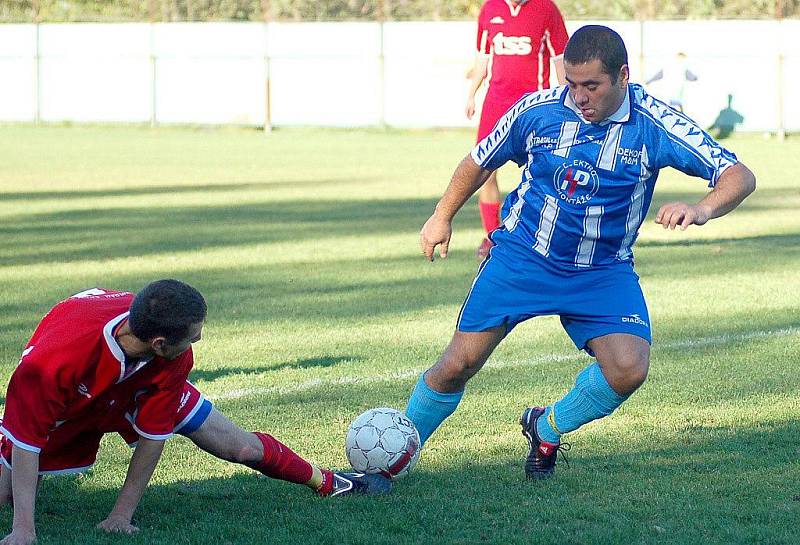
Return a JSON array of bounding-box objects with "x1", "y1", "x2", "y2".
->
[
  {"x1": 430, "y1": 353, "x2": 483, "y2": 391},
  {"x1": 610, "y1": 353, "x2": 649, "y2": 393},
  {"x1": 231, "y1": 439, "x2": 263, "y2": 465}
]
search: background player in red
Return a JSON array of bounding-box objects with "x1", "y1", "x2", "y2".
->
[
  {"x1": 0, "y1": 282, "x2": 387, "y2": 545},
  {"x1": 465, "y1": 0, "x2": 569, "y2": 258}
]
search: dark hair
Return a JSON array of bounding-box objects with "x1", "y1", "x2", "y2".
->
[
  {"x1": 564, "y1": 25, "x2": 628, "y2": 83},
  {"x1": 129, "y1": 279, "x2": 207, "y2": 344}
]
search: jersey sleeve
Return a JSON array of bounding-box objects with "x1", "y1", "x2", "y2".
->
[
  {"x1": 128, "y1": 351, "x2": 193, "y2": 441},
  {"x1": 545, "y1": 1, "x2": 569, "y2": 57},
  {"x1": 471, "y1": 94, "x2": 537, "y2": 170},
  {"x1": 1, "y1": 349, "x2": 67, "y2": 453},
  {"x1": 648, "y1": 102, "x2": 738, "y2": 187},
  {"x1": 476, "y1": 4, "x2": 490, "y2": 54}
]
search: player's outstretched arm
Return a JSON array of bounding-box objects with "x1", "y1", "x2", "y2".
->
[
  {"x1": 421, "y1": 155, "x2": 493, "y2": 261},
  {"x1": 97, "y1": 438, "x2": 166, "y2": 535},
  {"x1": 655, "y1": 162, "x2": 756, "y2": 230},
  {"x1": 0, "y1": 447, "x2": 39, "y2": 545}
]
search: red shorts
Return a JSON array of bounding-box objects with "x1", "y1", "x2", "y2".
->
[{"x1": 0, "y1": 382, "x2": 209, "y2": 474}]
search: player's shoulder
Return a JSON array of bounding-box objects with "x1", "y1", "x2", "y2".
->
[
  {"x1": 512, "y1": 86, "x2": 567, "y2": 119},
  {"x1": 33, "y1": 289, "x2": 132, "y2": 345}
]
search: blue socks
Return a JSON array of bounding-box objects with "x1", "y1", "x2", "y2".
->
[
  {"x1": 405, "y1": 373, "x2": 464, "y2": 446},
  {"x1": 536, "y1": 362, "x2": 629, "y2": 444}
]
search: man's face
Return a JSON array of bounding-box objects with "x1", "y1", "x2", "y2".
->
[
  {"x1": 564, "y1": 59, "x2": 629, "y2": 123},
  {"x1": 153, "y1": 321, "x2": 204, "y2": 360}
]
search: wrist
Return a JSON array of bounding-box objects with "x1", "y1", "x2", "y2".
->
[
  {"x1": 432, "y1": 205, "x2": 454, "y2": 223},
  {"x1": 11, "y1": 523, "x2": 35, "y2": 535}
]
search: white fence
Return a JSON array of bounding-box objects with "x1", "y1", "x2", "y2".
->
[{"x1": 0, "y1": 20, "x2": 797, "y2": 132}]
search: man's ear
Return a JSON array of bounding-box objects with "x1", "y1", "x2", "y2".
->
[
  {"x1": 150, "y1": 337, "x2": 167, "y2": 354},
  {"x1": 619, "y1": 64, "x2": 630, "y2": 87}
]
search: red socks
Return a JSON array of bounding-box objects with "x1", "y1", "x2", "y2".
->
[
  {"x1": 250, "y1": 432, "x2": 313, "y2": 485},
  {"x1": 479, "y1": 201, "x2": 502, "y2": 233}
]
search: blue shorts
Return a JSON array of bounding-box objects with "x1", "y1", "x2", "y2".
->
[{"x1": 457, "y1": 237, "x2": 651, "y2": 353}]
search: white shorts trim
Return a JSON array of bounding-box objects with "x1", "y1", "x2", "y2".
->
[
  {"x1": 1, "y1": 455, "x2": 93, "y2": 476},
  {"x1": 0, "y1": 425, "x2": 42, "y2": 454}
]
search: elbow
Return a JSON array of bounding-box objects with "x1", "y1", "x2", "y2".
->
[{"x1": 743, "y1": 166, "x2": 756, "y2": 197}]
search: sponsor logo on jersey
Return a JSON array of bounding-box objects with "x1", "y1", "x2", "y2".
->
[
  {"x1": 489, "y1": 16, "x2": 505, "y2": 24},
  {"x1": 492, "y1": 32, "x2": 532, "y2": 55},
  {"x1": 78, "y1": 383, "x2": 92, "y2": 399},
  {"x1": 621, "y1": 314, "x2": 649, "y2": 327},
  {"x1": 526, "y1": 133, "x2": 559, "y2": 151},
  {"x1": 618, "y1": 147, "x2": 642, "y2": 165},
  {"x1": 553, "y1": 160, "x2": 599, "y2": 205}
]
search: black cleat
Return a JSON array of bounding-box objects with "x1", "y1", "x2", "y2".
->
[
  {"x1": 520, "y1": 407, "x2": 569, "y2": 480},
  {"x1": 330, "y1": 472, "x2": 392, "y2": 497}
]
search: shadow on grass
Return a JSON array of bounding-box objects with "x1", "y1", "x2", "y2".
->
[
  {"x1": 0, "y1": 178, "x2": 374, "y2": 202},
  {"x1": 0, "y1": 197, "x2": 439, "y2": 267},
  {"x1": 188, "y1": 356, "x2": 359, "y2": 382},
  {"x1": 10, "y1": 419, "x2": 799, "y2": 545}
]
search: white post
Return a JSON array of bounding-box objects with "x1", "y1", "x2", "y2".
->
[
  {"x1": 33, "y1": 23, "x2": 40, "y2": 125},
  {"x1": 263, "y1": 22, "x2": 272, "y2": 132},
  {"x1": 378, "y1": 21, "x2": 386, "y2": 128},
  {"x1": 150, "y1": 23, "x2": 157, "y2": 128}
]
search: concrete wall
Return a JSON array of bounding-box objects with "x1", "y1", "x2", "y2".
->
[{"x1": 0, "y1": 20, "x2": 795, "y2": 131}]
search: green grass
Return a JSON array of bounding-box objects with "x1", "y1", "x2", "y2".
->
[{"x1": 0, "y1": 126, "x2": 799, "y2": 545}]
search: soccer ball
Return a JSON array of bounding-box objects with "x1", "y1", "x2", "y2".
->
[{"x1": 345, "y1": 407, "x2": 421, "y2": 478}]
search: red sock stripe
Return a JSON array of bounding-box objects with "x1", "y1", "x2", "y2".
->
[{"x1": 251, "y1": 432, "x2": 313, "y2": 485}]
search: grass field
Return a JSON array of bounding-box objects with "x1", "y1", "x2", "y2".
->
[{"x1": 0, "y1": 126, "x2": 798, "y2": 545}]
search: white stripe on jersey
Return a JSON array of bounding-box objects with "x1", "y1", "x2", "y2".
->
[
  {"x1": 575, "y1": 205, "x2": 603, "y2": 268},
  {"x1": 537, "y1": 30, "x2": 549, "y2": 90},
  {"x1": 552, "y1": 121, "x2": 579, "y2": 158},
  {"x1": 533, "y1": 195, "x2": 559, "y2": 257},
  {"x1": 635, "y1": 92, "x2": 735, "y2": 185},
  {"x1": 479, "y1": 30, "x2": 489, "y2": 54},
  {"x1": 597, "y1": 123, "x2": 623, "y2": 171},
  {"x1": 503, "y1": 179, "x2": 531, "y2": 232},
  {"x1": 617, "y1": 145, "x2": 650, "y2": 260}
]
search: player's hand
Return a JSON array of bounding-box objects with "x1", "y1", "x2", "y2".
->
[
  {"x1": 420, "y1": 213, "x2": 452, "y2": 261},
  {"x1": 97, "y1": 516, "x2": 139, "y2": 535},
  {"x1": 0, "y1": 528, "x2": 36, "y2": 545},
  {"x1": 655, "y1": 202, "x2": 710, "y2": 230},
  {"x1": 465, "y1": 97, "x2": 476, "y2": 120}
]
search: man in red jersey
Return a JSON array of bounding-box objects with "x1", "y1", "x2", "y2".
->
[
  {"x1": 0, "y1": 282, "x2": 387, "y2": 545},
  {"x1": 466, "y1": 0, "x2": 569, "y2": 258}
]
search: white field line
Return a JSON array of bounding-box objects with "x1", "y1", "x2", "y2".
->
[{"x1": 207, "y1": 326, "x2": 800, "y2": 402}]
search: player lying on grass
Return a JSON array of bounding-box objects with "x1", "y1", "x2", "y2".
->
[
  {"x1": 406, "y1": 25, "x2": 756, "y2": 480},
  {"x1": 0, "y1": 282, "x2": 387, "y2": 545}
]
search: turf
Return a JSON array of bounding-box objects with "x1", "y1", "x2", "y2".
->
[{"x1": 0, "y1": 126, "x2": 798, "y2": 545}]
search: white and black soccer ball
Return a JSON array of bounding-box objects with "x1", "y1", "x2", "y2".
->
[{"x1": 345, "y1": 407, "x2": 421, "y2": 479}]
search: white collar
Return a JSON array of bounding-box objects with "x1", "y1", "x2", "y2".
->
[
  {"x1": 563, "y1": 85, "x2": 631, "y2": 125},
  {"x1": 102, "y1": 311, "x2": 152, "y2": 382}
]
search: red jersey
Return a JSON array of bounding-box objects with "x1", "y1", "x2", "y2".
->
[
  {"x1": 1, "y1": 288, "x2": 193, "y2": 454},
  {"x1": 476, "y1": 0, "x2": 568, "y2": 98}
]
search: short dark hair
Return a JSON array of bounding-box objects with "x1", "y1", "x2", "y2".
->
[
  {"x1": 129, "y1": 279, "x2": 207, "y2": 344},
  {"x1": 564, "y1": 25, "x2": 628, "y2": 83}
]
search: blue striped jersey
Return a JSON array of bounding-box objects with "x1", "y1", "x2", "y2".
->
[{"x1": 470, "y1": 83, "x2": 737, "y2": 269}]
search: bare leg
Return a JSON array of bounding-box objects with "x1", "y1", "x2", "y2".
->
[
  {"x1": 408, "y1": 327, "x2": 506, "y2": 444},
  {"x1": 587, "y1": 333, "x2": 650, "y2": 395},
  {"x1": 183, "y1": 409, "x2": 323, "y2": 490},
  {"x1": 424, "y1": 327, "x2": 506, "y2": 393},
  {"x1": 0, "y1": 465, "x2": 10, "y2": 506}
]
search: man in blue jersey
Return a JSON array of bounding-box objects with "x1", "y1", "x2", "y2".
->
[{"x1": 405, "y1": 25, "x2": 755, "y2": 480}]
